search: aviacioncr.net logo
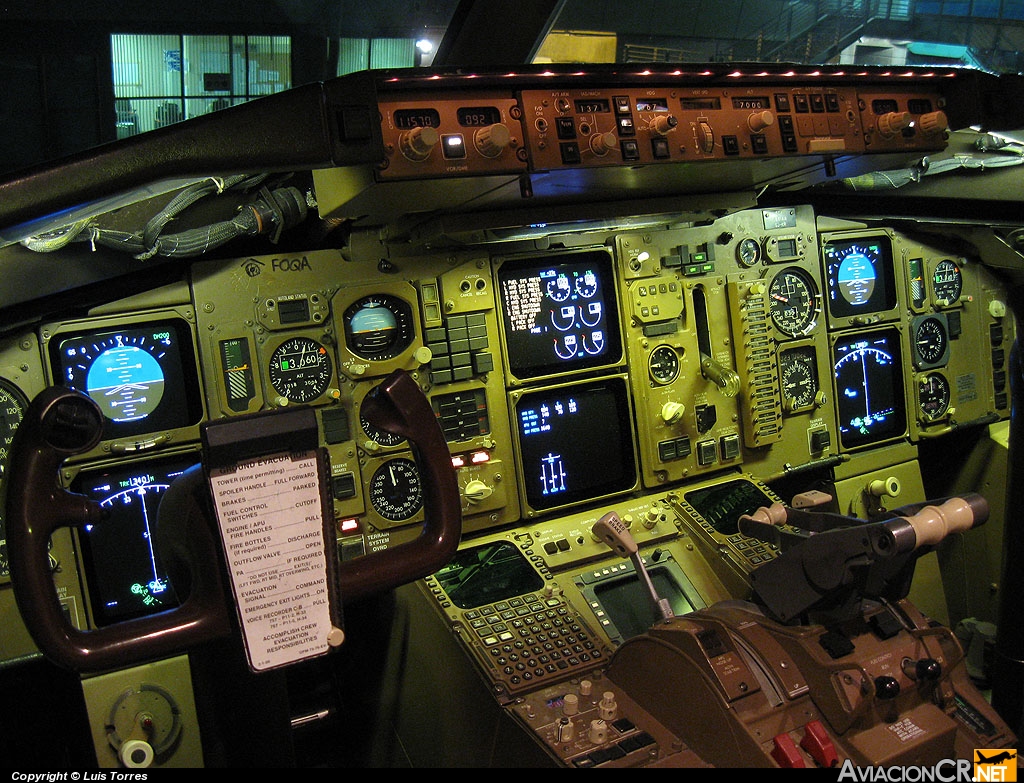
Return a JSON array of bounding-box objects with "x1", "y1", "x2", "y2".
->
[{"x1": 974, "y1": 749, "x2": 1017, "y2": 782}]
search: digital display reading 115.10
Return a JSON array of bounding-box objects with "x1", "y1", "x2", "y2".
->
[{"x1": 393, "y1": 108, "x2": 441, "y2": 129}]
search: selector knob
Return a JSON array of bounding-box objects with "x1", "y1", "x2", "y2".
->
[
  {"x1": 641, "y1": 506, "x2": 661, "y2": 530},
  {"x1": 589, "y1": 719, "x2": 609, "y2": 745},
  {"x1": 747, "y1": 110, "x2": 775, "y2": 133},
  {"x1": 399, "y1": 125, "x2": 439, "y2": 161},
  {"x1": 651, "y1": 114, "x2": 678, "y2": 135},
  {"x1": 474, "y1": 123, "x2": 512, "y2": 157},
  {"x1": 463, "y1": 479, "x2": 493, "y2": 504},
  {"x1": 902, "y1": 657, "x2": 942, "y2": 682},
  {"x1": 661, "y1": 401, "x2": 685, "y2": 425},
  {"x1": 918, "y1": 111, "x2": 949, "y2": 135},
  {"x1": 599, "y1": 692, "x2": 618, "y2": 720},
  {"x1": 563, "y1": 693, "x2": 579, "y2": 716},
  {"x1": 590, "y1": 130, "x2": 618, "y2": 156},
  {"x1": 119, "y1": 739, "x2": 155, "y2": 768},
  {"x1": 874, "y1": 675, "x2": 901, "y2": 700},
  {"x1": 877, "y1": 111, "x2": 913, "y2": 138}
]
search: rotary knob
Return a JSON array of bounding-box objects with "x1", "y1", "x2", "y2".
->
[
  {"x1": 463, "y1": 479, "x2": 493, "y2": 504},
  {"x1": 590, "y1": 130, "x2": 618, "y2": 156},
  {"x1": 474, "y1": 123, "x2": 511, "y2": 158},
  {"x1": 399, "y1": 125, "x2": 439, "y2": 161},
  {"x1": 651, "y1": 114, "x2": 678, "y2": 135},
  {"x1": 747, "y1": 110, "x2": 775, "y2": 132},
  {"x1": 660, "y1": 401, "x2": 685, "y2": 425},
  {"x1": 877, "y1": 111, "x2": 912, "y2": 138},
  {"x1": 918, "y1": 111, "x2": 948, "y2": 135},
  {"x1": 698, "y1": 121, "x2": 715, "y2": 153}
]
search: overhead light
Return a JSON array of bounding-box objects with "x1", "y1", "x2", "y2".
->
[{"x1": 416, "y1": 39, "x2": 433, "y2": 54}]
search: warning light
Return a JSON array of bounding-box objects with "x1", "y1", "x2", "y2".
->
[{"x1": 339, "y1": 517, "x2": 360, "y2": 533}]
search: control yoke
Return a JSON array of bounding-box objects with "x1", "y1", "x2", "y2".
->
[
  {"x1": 737, "y1": 494, "x2": 989, "y2": 625},
  {"x1": 4, "y1": 369, "x2": 461, "y2": 671}
]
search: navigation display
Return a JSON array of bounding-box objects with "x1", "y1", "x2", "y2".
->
[
  {"x1": 832, "y1": 328, "x2": 907, "y2": 449},
  {"x1": 498, "y1": 251, "x2": 622, "y2": 381},
  {"x1": 73, "y1": 455, "x2": 195, "y2": 625}
]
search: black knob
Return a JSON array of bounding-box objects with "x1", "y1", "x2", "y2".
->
[
  {"x1": 903, "y1": 657, "x2": 942, "y2": 682},
  {"x1": 874, "y1": 675, "x2": 901, "y2": 700}
]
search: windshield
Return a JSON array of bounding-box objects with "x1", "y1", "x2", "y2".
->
[{"x1": 3, "y1": 0, "x2": 1022, "y2": 178}]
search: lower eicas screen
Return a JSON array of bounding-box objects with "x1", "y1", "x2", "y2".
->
[
  {"x1": 833, "y1": 328, "x2": 907, "y2": 449},
  {"x1": 50, "y1": 318, "x2": 203, "y2": 440},
  {"x1": 822, "y1": 235, "x2": 897, "y2": 319},
  {"x1": 73, "y1": 456, "x2": 195, "y2": 625},
  {"x1": 498, "y1": 250, "x2": 622, "y2": 380},
  {"x1": 515, "y1": 377, "x2": 636, "y2": 512}
]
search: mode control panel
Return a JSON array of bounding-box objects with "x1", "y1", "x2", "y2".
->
[{"x1": 521, "y1": 85, "x2": 947, "y2": 169}]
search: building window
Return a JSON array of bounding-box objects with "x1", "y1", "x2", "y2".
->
[
  {"x1": 337, "y1": 38, "x2": 417, "y2": 75},
  {"x1": 111, "y1": 34, "x2": 291, "y2": 137}
]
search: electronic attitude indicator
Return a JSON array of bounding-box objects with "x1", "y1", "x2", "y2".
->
[
  {"x1": 768, "y1": 268, "x2": 819, "y2": 336},
  {"x1": 342, "y1": 294, "x2": 415, "y2": 361},
  {"x1": 829, "y1": 243, "x2": 879, "y2": 306},
  {"x1": 368, "y1": 457, "x2": 423, "y2": 523},
  {"x1": 268, "y1": 336, "x2": 332, "y2": 403},
  {"x1": 61, "y1": 329, "x2": 172, "y2": 422},
  {"x1": 933, "y1": 259, "x2": 963, "y2": 305}
]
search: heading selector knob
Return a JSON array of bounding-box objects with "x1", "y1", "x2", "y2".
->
[
  {"x1": 918, "y1": 111, "x2": 949, "y2": 135},
  {"x1": 474, "y1": 123, "x2": 512, "y2": 157},
  {"x1": 651, "y1": 114, "x2": 679, "y2": 136}
]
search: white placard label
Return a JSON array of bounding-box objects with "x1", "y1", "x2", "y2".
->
[{"x1": 209, "y1": 450, "x2": 333, "y2": 671}]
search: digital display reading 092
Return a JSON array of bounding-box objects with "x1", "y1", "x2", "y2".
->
[{"x1": 457, "y1": 106, "x2": 501, "y2": 126}]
